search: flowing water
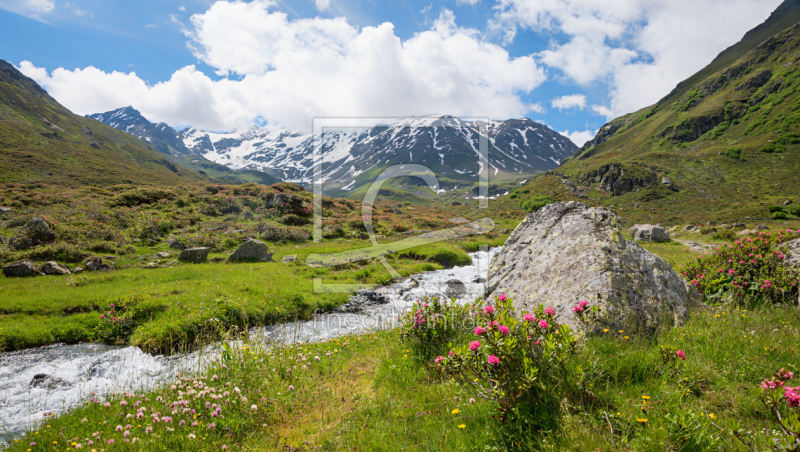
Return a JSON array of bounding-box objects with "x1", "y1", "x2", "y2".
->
[{"x1": 0, "y1": 248, "x2": 498, "y2": 444}]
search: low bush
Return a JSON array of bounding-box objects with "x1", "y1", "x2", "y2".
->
[
  {"x1": 257, "y1": 222, "x2": 310, "y2": 243},
  {"x1": 436, "y1": 295, "x2": 598, "y2": 446},
  {"x1": 683, "y1": 229, "x2": 799, "y2": 305},
  {"x1": 723, "y1": 147, "x2": 742, "y2": 160},
  {"x1": 399, "y1": 296, "x2": 473, "y2": 360},
  {"x1": 774, "y1": 211, "x2": 789, "y2": 219},
  {"x1": 770, "y1": 205, "x2": 786, "y2": 213},
  {"x1": 521, "y1": 195, "x2": 553, "y2": 213}
]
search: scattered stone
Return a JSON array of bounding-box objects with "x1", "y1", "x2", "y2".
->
[
  {"x1": 784, "y1": 200, "x2": 793, "y2": 206},
  {"x1": 472, "y1": 276, "x2": 487, "y2": 284},
  {"x1": 122, "y1": 264, "x2": 132, "y2": 269},
  {"x1": 84, "y1": 257, "x2": 114, "y2": 272},
  {"x1": 41, "y1": 261, "x2": 71, "y2": 276},
  {"x1": 282, "y1": 254, "x2": 298, "y2": 264},
  {"x1": 706, "y1": 221, "x2": 717, "y2": 226},
  {"x1": 143, "y1": 262, "x2": 159, "y2": 269},
  {"x1": 392, "y1": 207, "x2": 402, "y2": 214},
  {"x1": 3, "y1": 260, "x2": 38, "y2": 277},
  {"x1": 8, "y1": 235, "x2": 33, "y2": 250},
  {"x1": 29, "y1": 373, "x2": 71, "y2": 390},
  {"x1": 228, "y1": 239, "x2": 274, "y2": 262},
  {"x1": 169, "y1": 240, "x2": 186, "y2": 250},
  {"x1": 335, "y1": 289, "x2": 388, "y2": 313},
  {"x1": 0, "y1": 206, "x2": 11, "y2": 214},
  {"x1": 267, "y1": 193, "x2": 303, "y2": 211},
  {"x1": 755, "y1": 225, "x2": 771, "y2": 230},
  {"x1": 736, "y1": 229, "x2": 755, "y2": 237},
  {"x1": 499, "y1": 229, "x2": 511, "y2": 234},
  {"x1": 449, "y1": 217, "x2": 470, "y2": 224},
  {"x1": 445, "y1": 279, "x2": 467, "y2": 299},
  {"x1": 486, "y1": 202, "x2": 700, "y2": 332},
  {"x1": 681, "y1": 225, "x2": 700, "y2": 233},
  {"x1": 156, "y1": 251, "x2": 170, "y2": 259},
  {"x1": 73, "y1": 266, "x2": 83, "y2": 274},
  {"x1": 633, "y1": 224, "x2": 670, "y2": 242},
  {"x1": 179, "y1": 247, "x2": 209, "y2": 263}
]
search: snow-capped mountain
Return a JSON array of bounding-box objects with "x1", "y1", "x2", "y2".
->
[
  {"x1": 87, "y1": 107, "x2": 194, "y2": 156},
  {"x1": 90, "y1": 107, "x2": 576, "y2": 188}
]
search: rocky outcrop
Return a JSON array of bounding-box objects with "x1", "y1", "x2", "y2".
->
[
  {"x1": 3, "y1": 260, "x2": 39, "y2": 277},
  {"x1": 227, "y1": 239, "x2": 274, "y2": 262},
  {"x1": 577, "y1": 163, "x2": 659, "y2": 195},
  {"x1": 41, "y1": 261, "x2": 71, "y2": 275},
  {"x1": 282, "y1": 254, "x2": 298, "y2": 264},
  {"x1": 179, "y1": 247, "x2": 209, "y2": 263},
  {"x1": 781, "y1": 238, "x2": 800, "y2": 273},
  {"x1": 735, "y1": 69, "x2": 772, "y2": 91},
  {"x1": 486, "y1": 202, "x2": 700, "y2": 332},
  {"x1": 633, "y1": 224, "x2": 670, "y2": 242},
  {"x1": 267, "y1": 193, "x2": 304, "y2": 212},
  {"x1": 9, "y1": 217, "x2": 56, "y2": 250}
]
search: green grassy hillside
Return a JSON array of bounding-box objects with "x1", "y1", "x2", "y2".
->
[
  {"x1": 510, "y1": 10, "x2": 800, "y2": 225},
  {"x1": 0, "y1": 60, "x2": 210, "y2": 186}
]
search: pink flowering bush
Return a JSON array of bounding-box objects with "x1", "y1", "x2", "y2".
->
[
  {"x1": 734, "y1": 368, "x2": 800, "y2": 451},
  {"x1": 436, "y1": 295, "x2": 595, "y2": 442},
  {"x1": 399, "y1": 296, "x2": 473, "y2": 360},
  {"x1": 683, "y1": 230, "x2": 799, "y2": 306}
]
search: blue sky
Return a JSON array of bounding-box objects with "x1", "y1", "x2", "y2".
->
[{"x1": 0, "y1": 0, "x2": 783, "y2": 145}]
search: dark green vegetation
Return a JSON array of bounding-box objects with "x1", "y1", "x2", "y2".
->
[
  {"x1": 0, "y1": 182, "x2": 509, "y2": 353},
  {"x1": 5, "y1": 300, "x2": 799, "y2": 451},
  {"x1": 0, "y1": 60, "x2": 213, "y2": 186},
  {"x1": 502, "y1": 8, "x2": 800, "y2": 226}
]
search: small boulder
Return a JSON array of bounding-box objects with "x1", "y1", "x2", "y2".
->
[
  {"x1": 780, "y1": 238, "x2": 800, "y2": 274},
  {"x1": 449, "y1": 217, "x2": 470, "y2": 224},
  {"x1": 755, "y1": 225, "x2": 771, "y2": 230},
  {"x1": 228, "y1": 239, "x2": 274, "y2": 262},
  {"x1": 736, "y1": 229, "x2": 754, "y2": 237},
  {"x1": 499, "y1": 229, "x2": 511, "y2": 234},
  {"x1": 0, "y1": 206, "x2": 11, "y2": 214},
  {"x1": 85, "y1": 257, "x2": 114, "y2": 272},
  {"x1": 445, "y1": 279, "x2": 467, "y2": 299},
  {"x1": 3, "y1": 260, "x2": 38, "y2": 277},
  {"x1": 41, "y1": 261, "x2": 71, "y2": 276},
  {"x1": 179, "y1": 247, "x2": 209, "y2": 263},
  {"x1": 30, "y1": 373, "x2": 71, "y2": 390},
  {"x1": 282, "y1": 254, "x2": 298, "y2": 264},
  {"x1": 156, "y1": 251, "x2": 170, "y2": 259},
  {"x1": 169, "y1": 240, "x2": 186, "y2": 250},
  {"x1": 8, "y1": 235, "x2": 33, "y2": 250},
  {"x1": 784, "y1": 200, "x2": 793, "y2": 206},
  {"x1": 633, "y1": 224, "x2": 670, "y2": 242},
  {"x1": 73, "y1": 266, "x2": 83, "y2": 274},
  {"x1": 706, "y1": 221, "x2": 717, "y2": 226}
]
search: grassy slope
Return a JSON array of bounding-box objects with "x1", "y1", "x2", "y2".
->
[
  {"x1": 508, "y1": 12, "x2": 800, "y2": 226},
  {"x1": 0, "y1": 60, "x2": 208, "y2": 186}
]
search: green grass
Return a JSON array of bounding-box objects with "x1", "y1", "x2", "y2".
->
[{"x1": 5, "y1": 302, "x2": 799, "y2": 451}]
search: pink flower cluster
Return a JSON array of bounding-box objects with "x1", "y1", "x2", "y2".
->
[
  {"x1": 675, "y1": 349, "x2": 686, "y2": 360},
  {"x1": 469, "y1": 341, "x2": 481, "y2": 351}
]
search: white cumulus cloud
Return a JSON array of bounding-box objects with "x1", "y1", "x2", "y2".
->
[
  {"x1": 22, "y1": 4, "x2": 547, "y2": 132},
  {"x1": 492, "y1": 0, "x2": 783, "y2": 118},
  {"x1": 314, "y1": 0, "x2": 331, "y2": 11},
  {"x1": 551, "y1": 93, "x2": 585, "y2": 111},
  {"x1": 560, "y1": 129, "x2": 595, "y2": 147}
]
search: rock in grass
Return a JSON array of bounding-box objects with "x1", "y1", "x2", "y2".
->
[
  {"x1": 282, "y1": 254, "x2": 298, "y2": 264},
  {"x1": 633, "y1": 224, "x2": 670, "y2": 242},
  {"x1": 487, "y1": 202, "x2": 700, "y2": 332},
  {"x1": 781, "y1": 238, "x2": 800, "y2": 274},
  {"x1": 73, "y1": 266, "x2": 83, "y2": 273},
  {"x1": 85, "y1": 256, "x2": 114, "y2": 272},
  {"x1": 41, "y1": 261, "x2": 71, "y2": 275},
  {"x1": 227, "y1": 239, "x2": 274, "y2": 262},
  {"x1": 3, "y1": 260, "x2": 38, "y2": 277},
  {"x1": 0, "y1": 206, "x2": 11, "y2": 214},
  {"x1": 169, "y1": 240, "x2": 186, "y2": 250},
  {"x1": 756, "y1": 225, "x2": 771, "y2": 230},
  {"x1": 156, "y1": 251, "x2": 170, "y2": 258},
  {"x1": 449, "y1": 217, "x2": 470, "y2": 224},
  {"x1": 179, "y1": 247, "x2": 209, "y2": 263}
]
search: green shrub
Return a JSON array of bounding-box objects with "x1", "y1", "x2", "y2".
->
[
  {"x1": 682, "y1": 229, "x2": 799, "y2": 305},
  {"x1": 789, "y1": 205, "x2": 800, "y2": 217},
  {"x1": 769, "y1": 205, "x2": 785, "y2": 213},
  {"x1": 774, "y1": 132, "x2": 800, "y2": 146},
  {"x1": 399, "y1": 297, "x2": 472, "y2": 360},
  {"x1": 521, "y1": 195, "x2": 553, "y2": 213},
  {"x1": 110, "y1": 188, "x2": 176, "y2": 207},
  {"x1": 437, "y1": 295, "x2": 597, "y2": 445},
  {"x1": 709, "y1": 122, "x2": 730, "y2": 139},
  {"x1": 772, "y1": 211, "x2": 788, "y2": 219},
  {"x1": 257, "y1": 222, "x2": 310, "y2": 243},
  {"x1": 760, "y1": 143, "x2": 784, "y2": 153},
  {"x1": 723, "y1": 147, "x2": 742, "y2": 160}
]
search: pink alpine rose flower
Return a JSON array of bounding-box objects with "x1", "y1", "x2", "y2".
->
[
  {"x1": 469, "y1": 341, "x2": 481, "y2": 351},
  {"x1": 538, "y1": 320, "x2": 549, "y2": 329},
  {"x1": 544, "y1": 307, "x2": 555, "y2": 316},
  {"x1": 498, "y1": 325, "x2": 510, "y2": 335},
  {"x1": 484, "y1": 305, "x2": 495, "y2": 315},
  {"x1": 523, "y1": 313, "x2": 535, "y2": 322},
  {"x1": 498, "y1": 294, "x2": 507, "y2": 302},
  {"x1": 675, "y1": 349, "x2": 686, "y2": 360},
  {"x1": 474, "y1": 326, "x2": 486, "y2": 335},
  {"x1": 487, "y1": 355, "x2": 500, "y2": 365}
]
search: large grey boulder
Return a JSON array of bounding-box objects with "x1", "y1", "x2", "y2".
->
[
  {"x1": 41, "y1": 261, "x2": 71, "y2": 276},
  {"x1": 633, "y1": 224, "x2": 670, "y2": 242},
  {"x1": 267, "y1": 193, "x2": 303, "y2": 212},
  {"x1": 3, "y1": 260, "x2": 39, "y2": 277},
  {"x1": 169, "y1": 240, "x2": 186, "y2": 250},
  {"x1": 84, "y1": 257, "x2": 114, "y2": 272},
  {"x1": 179, "y1": 247, "x2": 209, "y2": 263},
  {"x1": 486, "y1": 202, "x2": 700, "y2": 332},
  {"x1": 9, "y1": 218, "x2": 56, "y2": 250},
  {"x1": 781, "y1": 238, "x2": 800, "y2": 273},
  {"x1": 228, "y1": 239, "x2": 274, "y2": 262}
]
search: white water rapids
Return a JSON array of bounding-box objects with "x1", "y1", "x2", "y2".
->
[{"x1": 0, "y1": 248, "x2": 498, "y2": 444}]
